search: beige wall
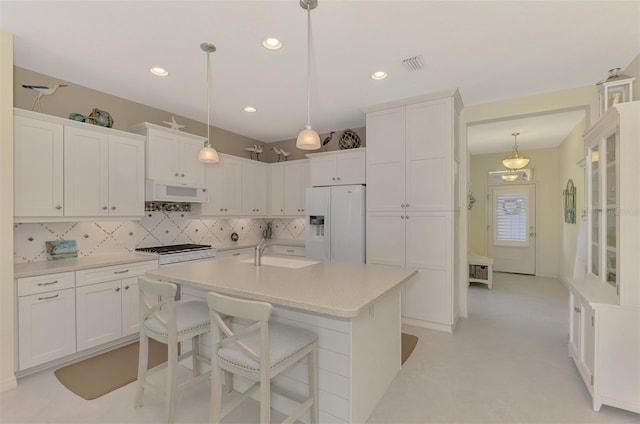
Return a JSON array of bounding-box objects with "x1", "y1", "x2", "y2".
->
[
  {"x1": 469, "y1": 148, "x2": 561, "y2": 277},
  {"x1": 1, "y1": 31, "x2": 16, "y2": 390},
  {"x1": 624, "y1": 53, "x2": 640, "y2": 102},
  {"x1": 14, "y1": 67, "x2": 269, "y2": 160},
  {"x1": 558, "y1": 120, "x2": 586, "y2": 281}
]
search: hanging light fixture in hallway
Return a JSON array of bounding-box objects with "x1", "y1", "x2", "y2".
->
[{"x1": 502, "y1": 132, "x2": 529, "y2": 170}]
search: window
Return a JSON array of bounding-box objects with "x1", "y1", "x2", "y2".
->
[{"x1": 494, "y1": 192, "x2": 528, "y2": 246}]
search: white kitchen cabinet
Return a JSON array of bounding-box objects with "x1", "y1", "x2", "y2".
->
[
  {"x1": 130, "y1": 122, "x2": 206, "y2": 186},
  {"x1": 268, "y1": 245, "x2": 305, "y2": 257},
  {"x1": 14, "y1": 114, "x2": 64, "y2": 217},
  {"x1": 201, "y1": 153, "x2": 242, "y2": 216},
  {"x1": 307, "y1": 149, "x2": 365, "y2": 187},
  {"x1": 269, "y1": 160, "x2": 309, "y2": 216},
  {"x1": 365, "y1": 92, "x2": 462, "y2": 333},
  {"x1": 215, "y1": 247, "x2": 254, "y2": 259},
  {"x1": 567, "y1": 101, "x2": 640, "y2": 414},
  {"x1": 17, "y1": 272, "x2": 76, "y2": 370},
  {"x1": 242, "y1": 160, "x2": 268, "y2": 215},
  {"x1": 75, "y1": 260, "x2": 157, "y2": 351},
  {"x1": 64, "y1": 127, "x2": 144, "y2": 217}
]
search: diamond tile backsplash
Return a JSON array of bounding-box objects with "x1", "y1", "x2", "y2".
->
[{"x1": 14, "y1": 212, "x2": 306, "y2": 263}]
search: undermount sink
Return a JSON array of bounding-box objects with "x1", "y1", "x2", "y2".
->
[{"x1": 240, "y1": 256, "x2": 318, "y2": 269}]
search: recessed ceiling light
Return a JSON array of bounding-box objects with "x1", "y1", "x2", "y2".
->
[
  {"x1": 149, "y1": 67, "x2": 169, "y2": 76},
  {"x1": 244, "y1": 106, "x2": 257, "y2": 113},
  {"x1": 262, "y1": 38, "x2": 283, "y2": 50},
  {"x1": 371, "y1": 71, "x2": 388, "y2": 80}
]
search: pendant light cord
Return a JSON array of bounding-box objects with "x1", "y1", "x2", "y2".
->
[
  {"x1": 306, "y1": 2, "x2": 312, "y2": 128},
  {"x1": 206, "y1": 50, "x2": 211, "y2": 147}
]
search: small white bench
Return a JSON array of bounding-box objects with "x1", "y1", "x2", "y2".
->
[{"x1": 468, "y1": 253, "x2": 494, "y2": 289}]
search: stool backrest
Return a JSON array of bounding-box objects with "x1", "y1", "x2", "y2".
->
[
  {"x1": 207, "y1": 291, "x2": 272, "y2": 367},
  {"x1": 138, "y1": 276, "x2": 177, "y2": 335}
]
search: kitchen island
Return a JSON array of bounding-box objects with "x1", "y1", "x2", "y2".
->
[{"x1": 146, "y1": 256, "x2": 417, "y2": 424}]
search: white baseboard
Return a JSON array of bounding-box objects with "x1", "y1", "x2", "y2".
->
[{"x1": 402, "y1": 317, "x2": 454, "y2": 333}]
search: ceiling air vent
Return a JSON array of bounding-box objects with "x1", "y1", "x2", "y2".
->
[{"x1": 402, "y1": 55, "x2": 424, "y2": 72}]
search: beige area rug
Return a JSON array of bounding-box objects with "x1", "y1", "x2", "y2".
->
[
  {"x1": 54, "y1": 339, "x2": 168, "y2": 400},
  {"x1": 401, "y1": 333, "x2": 418, "y2": 365}
]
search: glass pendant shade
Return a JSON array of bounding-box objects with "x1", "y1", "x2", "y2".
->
[
  {"x1": 502, "y1": 132, "x2": 529, "y2": 170},
  {"x1": 501, "y1": 173, "x2": 519, "y2": 182},
  {"x1": 198, "y1": 144, "x2": 219, "y2": 163},
  {"x1": 296, "y1": 126, "x2": 320, "y2": 150}
]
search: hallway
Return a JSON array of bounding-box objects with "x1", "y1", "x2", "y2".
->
[{"x1": 368, "y1": 273, "x2": 640, "y2": 423}]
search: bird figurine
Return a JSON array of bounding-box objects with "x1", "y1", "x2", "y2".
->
[
  {"x1": 244, "y1": 145, "x2": 264, "y2": 161},
  {"x1": 281, "y1": 149, "x2": 291, "y2": 161},
  {"x1": 163, "y1": 116, "x2": 185, "y2": 131},
  {"x1": 272, "y1": 147, "x2": 291, "y2": 162},
  {"x1": 322, "y1": 131, "x2": 335, "y2": 151},
  {"x1": 23, "y1": 84, "x2": 68, "y2": 112}
]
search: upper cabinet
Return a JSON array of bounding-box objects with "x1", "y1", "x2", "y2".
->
[
  {"x1": 14, "y1": 115, "x2": 64, "y2": 217},
  {"x1": 584, "y1": 101, "x2": 640, "y2": 307},
  {"x1": 201, "y1": 153, "x2": 242, "y2": 216},
  {"x1": 242, "y1": 160, "x2": 268, "y2": 215},
  {"x1": 269, "y1": 160, "x2": 309, "y2": 216},
  {"x1": 306, "y1": 149, "x2": 365, "y2": 187},
  {"x1": 129, "y1": 123, "x2": 206, "y2": 186},
  {"x1": 14, "y1": 109, "x2": 145, "y2": 221}
]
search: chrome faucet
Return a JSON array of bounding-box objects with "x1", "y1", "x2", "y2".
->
[{"x1": 254, "y1": 238, "x2": 267, "y2": 266}]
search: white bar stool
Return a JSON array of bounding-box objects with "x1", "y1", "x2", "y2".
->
[
  {"x1": 135, "y1": 276, "x2": 211, "y2": 424},
  {"x1": 206, "y1": 291, "x2": 319, "y2": 424}
]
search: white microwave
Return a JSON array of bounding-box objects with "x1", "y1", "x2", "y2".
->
[{"x1": 145, "y1": 179, "x2": 209, "y2": 203}]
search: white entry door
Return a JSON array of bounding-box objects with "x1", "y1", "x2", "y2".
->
[{"x1": 487, "y1": 184, "x2": 536, "y2": 275}]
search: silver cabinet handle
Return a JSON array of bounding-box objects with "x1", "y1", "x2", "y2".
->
[
  {"x1": 400, "y1": 203, "x2": 405, "y2": 208},
  {"x1": 405, "y1": 203, "x2": 410, "y2": 208},
  {"x1": 56, "y1": 205, "x2": 62, "y2": 210},
  {"x1": 224, "y1": 208, "x2": 227, "y2": 212},
  {"x1": 286, "y1": 249, "x2": 294, "y2": 253},
  {"x1": 280, "y1": 209, "x2": 284, "y2": 212},
  {"x1": 401, "y1": 215, "x2": 405, "y2": 219},
  {"x1": 337, "y1": 177, "x2": 341, "y2": 180},
  {"x1": 332, "y1": 177, "x2": 336, "y2": 180},
  {"x1": 175, "y1": 172, "x2": 179, "y2": 177},
  {"x1": 574, "y1": 306, "x2": 581, "y2": 313},
  {"x1": 37, "y1": 280, "x2": 58, "y2": 286},
  {"x1": 232, "y1": 252, "x2": 240, "y2": 256},
  {"x1": 102, "y1": 206, "x2": 108, "y2": 210},
  {"x1": 115, "y1": 287, "x2": 121, "y2": 292},
  {"x1": 111, "y1": 206, "x2": 116, "y2": 210},
  {"x1": 38, "y1": 294, "x2": 59, "y2": 301},
  {"x1": 181, "y1": 173, "x2": 185, "y2": 177},
  {"x1": 124, "y1": 285, "x2": 130, "y2": 290},
  {"x1": 220, "y1": 208, "x2": 224, "y2": 212},
  {"x1": 114, "y1": 269, "x2": 129, "y2": 274},
  {"x1": 406, "y1": 215, "x2": 410, "y2": 219}
]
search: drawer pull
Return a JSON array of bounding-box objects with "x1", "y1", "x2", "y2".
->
[
  {"x1": 113, "y1": 269, "x2": 129, "y2": 274},
  {"x1": 37, "y1": 280, "x2": 58, "y2": 286},
  {"x1": 38, "y1": 294, "x2": 59, "y2": 301},
  {"x1": 115, "y1": 287, "x2": 121, "y2": 292},
  {"x1": 286, "y1": 249, "x2": 294, "y2": 253},
  {"x1": 124, "y1": 285, "x2": 130, "y2": 290},
  {"x1": 232, "y1": 253, "x2": 241, "y2": 256}
]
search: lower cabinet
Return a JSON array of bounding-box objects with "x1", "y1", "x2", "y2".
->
[
  {"x1": 16, "y1": 260, "x2": 157, "y2": 372},
  {"x1": 75, "y1": 261, "x2": 157, "y2": 351},
  {"x1": 568, "y1": 284, "x2": 640, "y2": 413},
  {"x1": 17, "y1": 271, "x2": 76, "y2": 370}
]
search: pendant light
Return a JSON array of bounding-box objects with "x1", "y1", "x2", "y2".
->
[
  {"x1": 501, "y1": 171, "x2": 519, "y2": 182},
  {"x1": 502, "y1": 132, "x2": 529, "y2": 170},
  {"x1": 296, "y1": 0, "x2": 321, "y2": 150},
  {"x1": 198, "y1": 42, "x2": 220, "y2": 163}
]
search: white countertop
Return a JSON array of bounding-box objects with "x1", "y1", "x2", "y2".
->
[
  {"x1": 14, "y1": 253, "x2": 158, "y2": 279},
  {"x1": 214, "y1": 239, "x2": 305, "y2": 251},
  {"x1": 567, "y1": 277, "x2": 619, "y2": 306},
  {"x1": 147, "y1": 257, "x2": 416, "y2": 318}
]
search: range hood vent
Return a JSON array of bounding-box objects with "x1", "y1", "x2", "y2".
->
[{"x1": 402, "y1": 55, "x2": 424, "y2": 72}]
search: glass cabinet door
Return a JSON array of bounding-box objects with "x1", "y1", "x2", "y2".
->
[
  {"x1": 589, "y1": 145, "x2": 600, "y2": 277},
  {"x1": 605, "y1": 134, "x2": 617, "y2": 286}
]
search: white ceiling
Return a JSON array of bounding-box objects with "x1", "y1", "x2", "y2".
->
[{"x1": 2, "y1": 1, "x2": 639, "y2": 151}]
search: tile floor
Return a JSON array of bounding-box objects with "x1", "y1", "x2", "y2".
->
[{"x1": 2, "y1": 272, "x2": 639, "y2": 423}]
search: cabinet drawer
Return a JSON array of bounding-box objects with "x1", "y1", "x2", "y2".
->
[
  {"x1": 76, "y1": 260, "x2": 157, "y2": 287},
  {"x1": 17, "y1": 272, "x2": 75, "y2": 297},
  {"x1": 269, "y1": 245, "x2": 305, "y2": 257},
  {"x1": 216, "y1": 248, "x2": 254, "y2": 259}
]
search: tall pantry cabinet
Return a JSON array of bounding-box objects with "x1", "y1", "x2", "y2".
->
[{"x1": 365, "y1": 91, "x2": 463, "y2": 332}]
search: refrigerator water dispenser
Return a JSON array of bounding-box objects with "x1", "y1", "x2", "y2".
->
[{"x1": 309, "y1": 215, "x2": 325, "y2": 236}]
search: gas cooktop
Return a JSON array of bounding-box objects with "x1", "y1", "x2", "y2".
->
[{"x1": 135, "y1": 244, "x2": 212, "y2": 255}]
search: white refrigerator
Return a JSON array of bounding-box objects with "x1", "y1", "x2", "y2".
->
[{"x1": 305, "y1": 185, "x2": 365, "y2": 263}]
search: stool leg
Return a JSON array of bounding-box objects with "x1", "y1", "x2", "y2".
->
[
  {"x1": 135, "y1": 334, "x2": 149, "y2": 407},
  {"x1": 308, "y1": 342, "x2": 319, "y2": 424},
  {"x1": 210, "y1": 356, "x2": 223, "y2": 424},
  {"x1": 260, "y1": 369, "x2": 270, "y2": 424},
  {"x1": 192, "y1": 335, "x2": 200, "y2": 377},
  {"x1": 225, "y1": 371, "x2": 233, "y2": 393},
  {"x1": 166, "y1": 341, "x2": 178, "y2": 424}
]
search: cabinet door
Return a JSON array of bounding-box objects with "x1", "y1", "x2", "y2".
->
[
  {"x1": 580, "y1": 301, "x2": 595, "y2": 387},
  {"x1": 146, "y1": 128, "x2": 180, "y2": 182},
  {"x1": 223, "y1": 157, "x2": 242, "y2": 215},
  {"x1": 121, "y1": 277, "x2": 140, "y2": 337},
  {"x1": 284, "y1": 161, "x2": 309, "y2": 215},
  {"x1": 242, "y1": 162, "x2": 267, "y2": 215},
  {"x1": 405, "y1": 99, "x2": 452, "y2": 211},
  {"x1": 18, "y1": 288, "x2": 76, "y2": 370},
  {"x1": 366, "y1": 107, "x2": 406, "y2": 212},
  {"x1": 76, "y1": 280, "x2": 122, "y2": 351},
  {"x1": 568, "y1": 290, "x2": 581, "y2": 359},
  {"x1": 335, "y1": 150, "x2": 365, "y2": 185},
  {"x1": 202, "y1": 155, "x2": 242, "y2": 216},
  {"x1": 14, "y1": 116, "x2": 64, "y2": 217},
  {"x1": 402, "y1": 268, "x2": 452, "y2": 326},
  {"x1": 366, "y1": 212, "x2": 405, "y2": 267},
  {"x1": 179, "y1": 136, "x2": 206, "y2": 185},
  {"x1": 64, "y1": 126, "x2": 109, "y2": 217},
  {"x1": 309, "y1": 155, "x2": 337, "y2": 187},
  {"x1": 108, "y1": 135, "x2": 145, "y2": 217},
  {"x1": 270, "y1": 163, "x2": 285, "y2": 215}
]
